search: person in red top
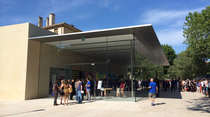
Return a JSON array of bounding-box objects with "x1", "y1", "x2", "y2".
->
[{"x1": 120, "y1": 79, "x2": 126, "y2": 97}]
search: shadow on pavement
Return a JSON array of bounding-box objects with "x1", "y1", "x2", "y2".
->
[
  {"x1": 135, "y1": 89, "x2": 182, "y2": 100},
  {"x1": 186, "y1": 96, "x2": 210, "y2": 113},
  {"x1": 1, "y1": 109, "x2": 45, "y2": 117},
  {"x1": 68, "y1": 100, "x2": 96, "y2": 105},
  {"x1": 154, "y1": 102, "x2": 166, "y2": 106},
  {"x1": 159, "y1": 90, "x2": 182, "y2": 99}
]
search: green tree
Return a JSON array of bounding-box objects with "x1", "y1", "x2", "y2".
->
[
  {"x1": 168, "y1": 50, "x2": 208, "y2": 79},
  {"x1": 161, "y1": 44, "x2": 176, "y2": 65},
  {"x1": 161, "y1": 44, "x2": 176, "y2": 78},
  {"x1": 134, "y1": 51, "x2": 164, "y2": 80},
  {"x1": 168, "y1": 51, "x2": 195, "y2": 79},
  {"x1": 167, "y1": 65, "x2": 178, "y2": 79},
  {"x1": 183, "y1": 6, "x2": 210, "y2": 61}
]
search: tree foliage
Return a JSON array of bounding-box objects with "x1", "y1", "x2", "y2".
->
[
  {"x1": 134, "y1": 6, "x2": 210, "y2": 80},
  {"x1": 168, "y1": 51, "x2": 195, "y2": 79},
  {"x1": 161, "y1": 44, "x2": 176, "y2": 76},
  {"x1": 134, "y1": 51, "x2": 164, "y2": 80},
  {"x1": 183, "y1": 6, "x2": 210, "y2": 61},
  {"x1": 168, "y1": 50, "x2": 208, "y2": 79},
  {"x1": 161, "y1": 44, "x2": 176, "y2": 65}
]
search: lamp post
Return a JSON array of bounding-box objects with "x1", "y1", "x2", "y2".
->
[{"x1": 91, "y1": 63, "x2": 96, "y2": 100}]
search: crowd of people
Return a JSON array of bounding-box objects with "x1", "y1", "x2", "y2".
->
[
  {"x1": 137, "y1": 78, "x2": 210, "y2": 97},
  {"x1": 52, "y1": 77, "x2": 209, "y2": 106},
  {"x1": 143, "y1": 78, "x2": 210, "y2": 106},
  {"x1": 179, "y1": 78, "x2": 210, "y2": 96},
  {"x1": 53, "y1": 78, "x2": 91, "y2": 106},
  {"x1": 52, "y1": 77, "x2": 131, "y2": 106}
]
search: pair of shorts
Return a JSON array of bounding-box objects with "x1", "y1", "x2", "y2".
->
[
  {"x1": 116, "y1": 88, "x2": 120, "y2": 93},
  {"x1": 148, "y1": 93, "x2": 156, "y2": 99},
  {"x1": 100, "y1": 88, "x2": 104, "y2": 91}
]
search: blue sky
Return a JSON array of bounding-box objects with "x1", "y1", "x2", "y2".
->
[{"x1": 0, "y1": 0, "x2": 209, "y2": 54}]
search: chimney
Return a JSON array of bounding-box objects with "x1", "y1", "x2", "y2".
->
[
  {"x1": 49, "y1": 13, "x2": 55, "y2": 25},
  {"x1": 38, "y1": 16, "x2": 43, "y2": 27},
  {"x1": 46, "y1": 17, "x2": 49, "y2": 26}
]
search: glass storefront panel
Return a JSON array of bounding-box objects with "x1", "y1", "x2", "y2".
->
[
  {"x1": 101, "y1": 34, "x2": 134, "y2": 101},
  {"x1": 38, "y1": 32, "x2": 164, "y2": 102},
  {"x1": 134, "y1": 35, "x2": 164, "y2": 101}
]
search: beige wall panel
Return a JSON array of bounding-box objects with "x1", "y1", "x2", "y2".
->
[
  {"x1": 64, "y1": 27, "x2": 76, "y2": 34},
  {"x1": 28, "y1": 23, "x2": 55, "y2": 37},
  {"x1": 58, "y1": 27, "x2": 62, "y2": 34},
  {"x1": 47, "y1": 29, "x2": 55, "y2": 34},
  {"x1": 0, "y1": 23, "x2": 29, "y2": 100},
  {"x1": 39, "y1": 44, "x2": 61, "y2": 97},
  {"x1": 25, "y1": 24, "x2": 55, "y2": 99},
  {"x1": 25, "y1": 40, "x2": 40, "y2": 100}
]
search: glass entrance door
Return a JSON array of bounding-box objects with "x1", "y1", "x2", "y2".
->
[
  {"x1": 49, "y1": 67, "x2": 70, "y2": 96},
  {"x1": 64, "y1": 63, "x2": 96, "y2": 100}
]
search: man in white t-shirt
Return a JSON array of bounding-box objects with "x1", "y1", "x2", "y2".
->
[
  {"x1": 182, "y1": 80, "x2": 186, "y2": 91},
  {"x1": 138, "y1": 80, "x2": 141, "y2": 89},
  {"x1": 201, "y1": 80, "x2": 204, "y2": 94}
]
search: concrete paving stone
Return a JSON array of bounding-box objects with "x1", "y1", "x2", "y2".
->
[
  {"x1": 0, "y1": 91, "x2": 209, "y2": 117},
  {"x1": 147, "y1": 112, "x2": 165, "y2": 117}
]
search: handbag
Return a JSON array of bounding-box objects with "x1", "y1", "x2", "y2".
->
[
  {"x1": 68, "y1": 87, "x2": 73, "y2": 93},
  {"x1": 81, "y1": 90, "x2": 84, "y2": 94}
]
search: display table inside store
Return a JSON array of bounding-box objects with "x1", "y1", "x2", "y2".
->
[{"x1": 104, "y1": 88, "x2": 112, "y2": 96}]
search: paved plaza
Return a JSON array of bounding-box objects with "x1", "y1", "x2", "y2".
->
[{"x1": 0, "y1": 91, "x2": 209, "y2": 117}]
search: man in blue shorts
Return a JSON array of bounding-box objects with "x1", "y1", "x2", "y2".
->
[{"x1": 148, "y1": 78, "x2": 158, "y2": 106}]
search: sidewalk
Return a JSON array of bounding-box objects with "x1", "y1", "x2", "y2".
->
[{"x1": 0, "y1": 91, "x2": 209, "y2": 117}]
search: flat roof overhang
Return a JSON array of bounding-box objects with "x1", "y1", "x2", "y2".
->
[{"x1": 29, "y1": 24, "x2": 169, "y2": 66}]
